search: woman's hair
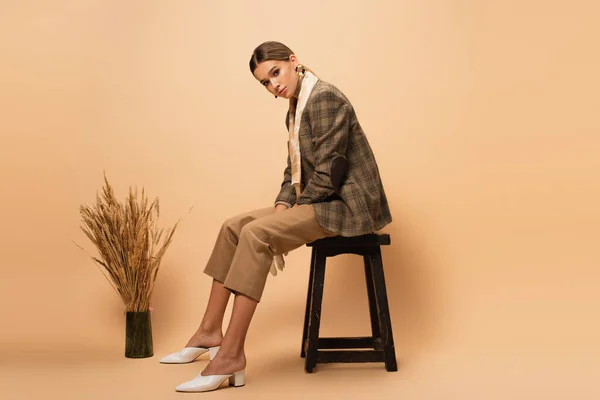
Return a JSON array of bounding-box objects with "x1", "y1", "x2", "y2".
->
[
  {"x1": 249, "y1": 41, "x2": 293, "y2": 73},
  {"x1": 249, "y1": 41, "x2": 315, "y2": 75}
]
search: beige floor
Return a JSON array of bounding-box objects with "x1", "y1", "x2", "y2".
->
[{"x1": 2, "y1": 329, "x2": 597, "y2": 400}]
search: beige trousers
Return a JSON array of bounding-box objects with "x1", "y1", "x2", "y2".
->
[{"x1": 203, "y1": 204, "x2": 336, "y2": 302}]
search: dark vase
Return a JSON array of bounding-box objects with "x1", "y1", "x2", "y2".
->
[{"x1": 125, "y1": 310, "x2": 154, "y2": 358}]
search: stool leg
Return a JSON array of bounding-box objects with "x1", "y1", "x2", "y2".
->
[
  {"x1": 371, "y1": 248, "x2": 398, "y2": 372},
  {"x1": 363, "y1": 255, "x2": 382, "y2": 346},
  {"x1": 301, "y1": 247, "x2": 317, "y2": 358},
  {"x1": 305, "y1": 249, "x2": 326, "y2": 373}
]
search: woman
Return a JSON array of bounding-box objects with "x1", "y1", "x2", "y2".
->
[{"x1": 160, "y1": 41, "x2": 392, "y2": 392}]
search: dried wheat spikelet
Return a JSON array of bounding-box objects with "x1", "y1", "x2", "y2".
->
[{"x1": 73, "y1": 172, "x2": 191, "y2": 312}]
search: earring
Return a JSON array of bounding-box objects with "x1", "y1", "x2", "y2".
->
[{"x1": 295, "y1": 64, "x2": 305, "y2": 76}]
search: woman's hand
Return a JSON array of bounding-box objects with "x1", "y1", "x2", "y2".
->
[
  {"x1": 273, "y1": 203, "x2": 300, "y2": 213},
  {"x1": 273, "y1": 204, "x2": 289, "y2": 213}
]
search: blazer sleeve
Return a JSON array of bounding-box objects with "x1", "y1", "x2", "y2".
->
[
  {"x1": 296, "y1": 89, "x2": 350, "y2": 205},
  {"x1": 274, "y1": 140, "x2": 297, "y2": 207}
]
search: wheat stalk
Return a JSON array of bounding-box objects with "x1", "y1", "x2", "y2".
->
[{"x1": 74, "y1": 172, "x2": 190, "y2": 312}]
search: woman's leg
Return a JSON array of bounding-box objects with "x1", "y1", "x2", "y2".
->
[
  {"x1": 185, "y1": 279, "x2": 230, "y2": 348},
  {"x1": 183, "y1": 207, "x2": 273, "y2": 348},
  {"x1": 202, "y1": 207, "x2": 273, "y2": 283},
  {"x1": 201, "y1": 293, "x2": 257, "y2": 375},
  {"x1": 197, "y1": 205, "x2": 335, "y2": 375}
]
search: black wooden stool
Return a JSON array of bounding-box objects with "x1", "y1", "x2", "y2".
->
[{"x1": 301, "y1": 233, "x2": 397, "y2": 373}]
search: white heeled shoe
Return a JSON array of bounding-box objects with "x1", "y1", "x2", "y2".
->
[
  {"x1": 159, "y1": 346, "x2": 220, "y2": 364},
  {"x1": 175, "y1": 370, "x2": 245, "y2": 392}
]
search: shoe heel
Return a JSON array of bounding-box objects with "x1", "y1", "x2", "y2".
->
[
  {"x1": 229, "y1": 370, "x2": 245, "y2": 387},
  {"x1": 208, "y1": 346, "x2": 220, "y2": 360}
]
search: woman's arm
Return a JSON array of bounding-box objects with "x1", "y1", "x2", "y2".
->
[
  {"x1": 296, "y1": 89, "x2": 350, "y2": 205},
  {"x1": 274, "y1": 140, "x2": 297, "y2": 208}
]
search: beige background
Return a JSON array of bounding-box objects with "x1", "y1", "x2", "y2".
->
[{"x1": 1, "y1": 0, "x2": 598, "y2": 399}]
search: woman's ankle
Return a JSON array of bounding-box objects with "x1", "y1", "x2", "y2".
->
[
  {"x1": 186, "y1": 329, "x2": 223, "y2": 348},
  {"x1": 198, "y1": 322, "x2": 224, "y2": 337},
  {"x1": 214, "y1": 342, "x2": 245, "y2": 360},
  {"x1": 202, "y1": 352, "x2": 246, "y2": 375}
]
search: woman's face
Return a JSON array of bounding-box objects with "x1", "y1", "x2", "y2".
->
[{"x1": 253, "y1": 55, "x2": 299, "y2": 99}]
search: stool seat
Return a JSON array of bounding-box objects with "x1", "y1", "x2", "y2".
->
[
  {"x1": 301, "y1": 233, "x2": 397, "y2": 373},
  {"x1": 307, "y1": 233, "x2": 391, "y2": 248}
]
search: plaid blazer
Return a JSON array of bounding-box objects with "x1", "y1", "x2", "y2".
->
[{"x1": 275, "y1": 80, "x2": 392, "y2": 237}]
